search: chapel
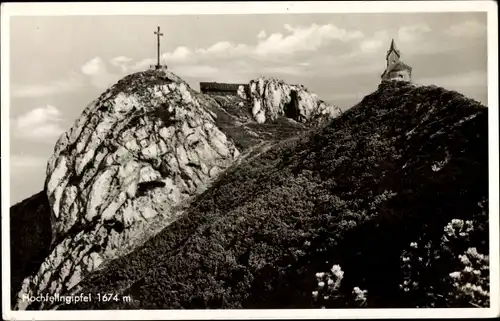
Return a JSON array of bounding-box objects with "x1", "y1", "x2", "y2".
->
[{"x1": 381, "y1": 39, "x2": 412, "y2": 82}]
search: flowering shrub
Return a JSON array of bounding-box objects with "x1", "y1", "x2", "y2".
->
[
  {"x1": 352, "y1": 287, "x2": 368, "y2": 307},
  {"x1": 312, "y1": 264, "x2": 344, "y2": 308},
  {"x1": 312, "y1": 264, "x2": 368, "y2": 308},
  {"x1": 448, "y1": 247, "x2": 489, "y2": 307},
  {"x1": 400, "y1": 240, "x2": 432, "y2": 295},
  {"x1": 399, "y1": 201, "x2": 489, "y2": 308},
  {"x1": 442, "y1": 219, "x2": 474, "y2": 248}
]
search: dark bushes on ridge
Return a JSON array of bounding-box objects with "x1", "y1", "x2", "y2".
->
[{"x1": 54, "y1": 81, "x2": 489, "y2": 309}]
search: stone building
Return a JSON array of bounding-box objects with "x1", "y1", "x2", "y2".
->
[
  {"x1": 381, "y1": 39, "x2": 412, "y2": 82},
  {"x1": 200, "y1": 82, "x2": 249, "y2": 99}
]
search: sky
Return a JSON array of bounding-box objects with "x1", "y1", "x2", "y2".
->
[{"x1": 7, "y1": 11, "x2": 488, "y2": 204}]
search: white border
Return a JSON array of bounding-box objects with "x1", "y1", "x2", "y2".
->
[
  {"x1": 0, "y1": 1, "x2": 497, "y2": 15},
  {"x1": 1, "y1": 1, "x2": 498, "y2": 320}
]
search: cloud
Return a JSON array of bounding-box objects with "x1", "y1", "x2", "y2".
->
[
  {"x1": 415, "y1": 70, "x2": 487, "y2": 89},
  {"x1": 444, "y1": 20, "x2": 487, "y2": 38},
  {"x1": 12, "y1": 57, "x2": 124, "y2": 98},
  {"x1": 398, "y1": 24, "x2": 431, "y2": 42},
  {"x1": 15, "y1": 104, "x2": 62, "y2": 129},
  {"x1": 194, "y1": 41, "x2": 250, "y2": 59},
  {"x1": 14, "y1": 56, "x2": 125, "y2": 98},
  {"x1": 133, "y1": 22, "x2": 365, "y2": 77},
  {"x1": 133, "y1": 46, "x2": 199, "y2": 68},
  {"x1": 127, "y1": 23, "x2": 368, "y2": 83},
  {"x1": 12, "y1": 56, "x2": 121, "y2": 98},
  {"x1": 358, "y1": 31, "x2": 390, "y2": 53},
  {"x1": 11, "y1": 73, "x2": 85, "y2": 98},
  {"x1": 359, "y1": 39, "x2": 384, "y2": 53},
  {"x1": 110, "y1": 56, "x2": 133, "y2": 72},
  {"x1": 12, "y1": 20, "x2": 485, "y2": 104},
  {"x1": 163, "y1": 46, "x2": 194, "y2": 63},
  {"x1": 174, "y1": 65, "x2": 220, "y2": 78},
  {"x1": 111, "y1": 56, "x2": 132, "y2": 65},
  {"x1": 253, "y1": 23, "x2": 364, "y2": 56},
  {"x1": 262, "y1": 66, "x2": 305, "y2": 76},
  {"x1": 135, "y1": 23, "x2": 364, "y2": 67},
  {"x1": 81, "y1": 57, "x2": 107, "y2": 76},
  {"x1": 132, "y1": 58, "x2": 156, "y2": 71},
  {"x1": 12, "y1": 104, "x2": 66, "y2": 141},
  {"x1": 81, "y1": 57, "x2": 122, "y2": 88},
  {"x1": 10, "y1": 154, "x2": 48, "y2": 170},
  {"x1": 415, "y1": 70, "x2": 487, "y2": 106}
]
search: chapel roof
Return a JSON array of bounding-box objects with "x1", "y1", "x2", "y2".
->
[
  {"x1": 389, "y1": 60, "x2": 412, "y2": 72},
  {"x1": 381, "y1": 60, "x2": 412, "y2": 77}
]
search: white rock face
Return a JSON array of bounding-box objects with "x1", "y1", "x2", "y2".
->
[
  {"x1": 15, "y1": 69, "x2": 240, "y2": 310},
  {"x1": 248, "y1": 77, "x2": 342, "y2": 124},
  {"x1": 236, "y1": 85, "x2": 247, "y2": 100}
]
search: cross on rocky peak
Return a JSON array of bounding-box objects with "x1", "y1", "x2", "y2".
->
[{"x1": 154, "y1": 26, "x2": 164, "y2": 70}]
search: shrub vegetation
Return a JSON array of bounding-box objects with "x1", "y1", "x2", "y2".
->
[{"x1": 34, "y1": 81, "x2": 491, "y2": 309}]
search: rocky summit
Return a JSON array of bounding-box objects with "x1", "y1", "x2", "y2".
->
[
  {"x1": 12, "y1": 69, "x2": 340, "y2": 310},
  {"x1": 9, "y1": 71, "x2": 489, "y2": 310}
]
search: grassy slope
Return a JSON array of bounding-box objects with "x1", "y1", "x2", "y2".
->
[
  {"x1": 65, "y1": 81, "x2": 488, "y2": 309},
  {"x1": 197, "y1": 93, "x2": 312, "y2": 151}
]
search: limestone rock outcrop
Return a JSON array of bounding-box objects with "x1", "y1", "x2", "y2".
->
[
  {"x1": 236, "y1": 85, "x2": 247, "y2": 100},
  {"x1": 15, "y1": 69, "x2": 240, "y2": 310},
  {"x1": 248, "y1": 77, "x2": 342, "y2": 124}
]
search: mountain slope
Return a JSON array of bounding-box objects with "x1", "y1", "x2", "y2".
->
[
  {"x1": 64, "y1": 80, "x2": 488, "y2": 309},
  {"x1": 10, "y1": 69, "x2": 338, "y2": 310},
  {"x1": 9, "y1": 191, "x2": 52, "y2": 302}
]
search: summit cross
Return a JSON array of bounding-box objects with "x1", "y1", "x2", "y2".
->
[{"x1": 154, "y1": 26, "x2": 163, "y2": 69}]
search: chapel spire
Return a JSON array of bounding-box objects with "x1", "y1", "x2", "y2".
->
[
  {"x1": 389, "y1": 38, "x2": 398, "y2": 52},
  {"x1": 386, "y1": 38, "x2": 401, "y2": 60},
  {"x1": 386, "y1": 38, "x2": 401, "y2": 68}
]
